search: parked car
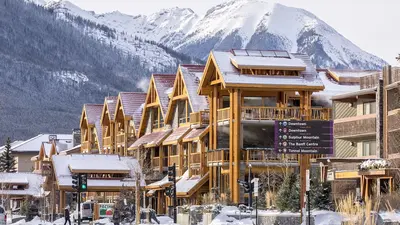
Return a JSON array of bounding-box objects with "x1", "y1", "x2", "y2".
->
[{"x1": 72, "y1": 202, "x2": 94, "y2": 222}]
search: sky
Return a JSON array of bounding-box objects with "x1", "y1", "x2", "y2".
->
[{"x1": 65, "y1": 0, "x2": 400, "y2": 65}]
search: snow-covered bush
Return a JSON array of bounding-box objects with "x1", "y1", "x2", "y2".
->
[{"x1": 359, "y1": 159, "x2": 391, "y2": 171}]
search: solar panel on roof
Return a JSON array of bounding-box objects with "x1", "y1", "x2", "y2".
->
[
  {"x1": 247, "y1": 50, "x2": 262, "y2": 57},
  {"x1": 275, "y1": 51, "x2": 290, "y2": 58},
  {"x1": 261, "y1": 51, "x2": 277, "y2": 57},
  {"x1": 233, "y1": 50, "x2": 248, "y2": 56}
]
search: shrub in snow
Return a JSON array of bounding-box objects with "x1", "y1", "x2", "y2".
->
[
  {"x1": 276, "y1": 173, "x2": 300, "y2": 212},
  {"x1": 359, "y1": 159, "x2": 391, "y2": 171},
  {"x1": 310, "y1": 177, "x2": 334, "y2": 211}
]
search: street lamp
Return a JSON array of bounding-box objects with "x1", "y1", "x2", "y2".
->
[{"x1": 248, "y1": 164, "x2": 252, "y2": 207}]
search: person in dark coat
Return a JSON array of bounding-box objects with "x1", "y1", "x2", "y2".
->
[
  {"x1": 64, "y1": 206, "x2": 71, "y2": 225},
  {"x1": 113, "y1": 208, "x2": 121, "y2": 225}
]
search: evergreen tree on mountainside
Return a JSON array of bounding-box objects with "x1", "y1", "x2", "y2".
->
[{"x1": 0, "y1": 138, "x2": 16, "y2": 173}]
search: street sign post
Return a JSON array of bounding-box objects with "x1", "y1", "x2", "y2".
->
[
  {"x1": 274, "y1": 120, "x2": 333, "y2": 154},
  {"x1": 251, "y1": 178, "x2": 259, "y2": 225}
]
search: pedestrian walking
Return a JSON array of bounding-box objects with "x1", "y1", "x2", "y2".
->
[
  {"x1": 64, "y1": 206, "x2": 71, "y2": 225},
  {"x1": 113, "y1": 208, "x2": 121, "y2": 225}
]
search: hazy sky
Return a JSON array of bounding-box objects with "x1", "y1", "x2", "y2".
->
[{"x1": 66, "y1": 0, "x2": 400, "y2": 65}]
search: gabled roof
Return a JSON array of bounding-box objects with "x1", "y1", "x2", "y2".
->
[
  {"x1": 165, "y1": 65, "x2": 208, "y2": 124},
  {"x1": 115, "y1": 92, "x2": 147, "y2": 130},
  {"x1": 101, "y1": 96, "x2": 118, "y2": 124},
  {"x1": 153, "y1": 74, "x2": 176, "y2": 116},
  {"x1": 129, "y1": 129, "x2": 172, "y2": 150},
  {"x1": 199, "y1": 50, "x2": 324, "y2": 94},
  {"x1": 3, "y1": 134, "x2": 73, "y2": 153},
  {"x1": 80, "y1": 104, "x2": 103, "y2": 150}
]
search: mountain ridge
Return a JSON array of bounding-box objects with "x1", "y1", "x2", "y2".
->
[{"x1": 42, "y1": 0, "x2": 386, "y2": 70}]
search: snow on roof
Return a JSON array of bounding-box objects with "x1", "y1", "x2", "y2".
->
[
  {"x1": 153, "y1": 74, "x2": 176, "y2": 116},
  {"x1": 118, "y1": 92, "x2": 147, "y2": 130},
  {"x1": 314, "y1": 72, "x2": 360, "y2": 99},
  {"x1": 84, "y1": 104, "x2": 103, "y2": 125},
  {"x1": 183, "y1": 127, "x2": 209, "y2": 142},
  {"x1": 328, "y1": 69, "x2": 378, "y2": 78},
  {"x1": 52, "y1": 154, "x2": 145, "y2": 188},
  {"x1": 230, "y1": 55, "x2": 306, "y2": 70},
  {"x1": 129, "y1": 129, "x2": 172, "y2": 149},
  {"x1": 180, "y1": 65, "x2": 208, "y2": 112},
  {"x1": 7, "y1": 134, "x2": 73, "y2": 153},
  {"x1": 176, "y1": 170, "x2": 209, "y2": 196},
  {"x1": 210, "y1": 51, "x2": 324, "y2": 88},
  {"x1": 163, "y1": 126, "x2": 191, "y2": 145},
  {"x1": 0, "y1": 173, "x2": 43, "y2": 197},
  {"x1": 104, "y1": 96, "x2": 118, "y2": 120},
  {"x1": 331, "y1": 87, "x2": 376, "y2": 101},
  {"x1": 146, "y1": 175, "x2": 171, "y2": 189},
  {"x1": 59, "y1": 144, "x2": 81, "y2": 155}
]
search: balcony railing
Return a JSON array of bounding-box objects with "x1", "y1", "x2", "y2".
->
[
  {"x1": 207, "y1": 149, "x2": 230, "y2": 165},
  {"x1": 169, "y1": 155, "x2": 180, "y2": 167},
  {"x1": 103, "y1": 136, "x2": 112, "y2": 147},
  {"x1": 217, "y1": 108, "x2": 230, "y2": 122},
  {"x1": 215, "y1": 107, "x2": 331, "y2": 122},
  {"x1": 388, "y1": 110, "x2": 400, "y2": 132},
  {"x1": 190, "y1": 153, "x2": 201, "y2": 164},
  {"x1": 360, "y1": 73, "x2": 379, "y2": 90},
  {"x1": 334, "y1": 114, "x2": 376, "y2": 139},
  {"x1": 116, "y1": 132, "x2": 136, "y2": 145},
  {"x1": 190, "y1": 110, "x2": 210, "y2": 126},
  {"x1": 244, "y1": 149, "x2": 323, "y2": 164}
]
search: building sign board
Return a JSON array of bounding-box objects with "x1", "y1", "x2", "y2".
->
[{"x1": 274, "y1": 120, "x2": 333, "y2": 154}]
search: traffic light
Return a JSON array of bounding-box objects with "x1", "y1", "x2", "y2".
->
[
  {"x1": 168, "y1": 165, "x2": 176, "y2": 182},
  {"x1": 165, "y1": 186, "x2": 171, "y2": 197},
  {"x1": 80, "y1": 174, "x2": 87, "y2": 191},
  {"x1": 72, "y1": 174, "x2": 80, "y2": 191},
  {"x1": 72, "y1": 193, "x2": 77, "y2": 202}
]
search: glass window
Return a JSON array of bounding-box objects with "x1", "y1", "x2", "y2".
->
[
  {"x1": 363, "y1": 102, "x2": 376, "y2": 115},
  {"x1": 362, "y1": 140, "x2": 376, "y2": 156},
  {"x1": 191, "y1": 142, "x2": 199, "y2": 153},
  {"x1": 222, "y1": 96, "x2": 230, "y2": 108},
  {"x1": 171, "y1": 145, "x2": 178, "y2": 156},
  {"x1": 244, "y1": 97, "x2": 263, "y2": 107}
]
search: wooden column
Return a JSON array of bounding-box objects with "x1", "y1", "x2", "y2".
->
[
  {"x1": 229, "y1": 90, "x2": 234, "y2": 198},
  {"x1": 299, "y1": 91, "x2": 311, "y2": 212},
  {"x1": 230, "y1": 89, "x2": 241, "y2": 203},
  {"x1": 124, "y1": 120, "x2": 129, "y2": 156},
  {"x1": 212, "y1": 86, "x2": 218, "y2": 149},
  {"x1": 59, "y1": 190, "x2": 65, "y2": 212},
  {"x1": 110, "y1": 122, "x2": 114, "y2": 155},
  {"x1": 188, "y1": 143, "x2": 192, "y2": 177}
]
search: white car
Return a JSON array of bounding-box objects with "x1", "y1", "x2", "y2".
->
[
  {"x1": 72, "y1": 202, "x2": 94, "y2": 222},
  {"x1": 0, "y1": 206, "x2": 6, "y2": 225}
]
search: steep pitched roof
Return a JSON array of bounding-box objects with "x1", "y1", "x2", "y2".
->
[
  {"x1": 117, "y1": 92, "x2": 147, "y2": 130},
  {"x1": 153, "y1": 74, "x2": 176, "y2": 116},
  {"x1": 103, "y1": 96, "x2": 118, "y2": 121},
  {"x1": 180, "y1": 65, "x2": 208, "y2": 112}
]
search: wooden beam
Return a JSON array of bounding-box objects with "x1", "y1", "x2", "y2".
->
[
  {"x1": 210, "y1": 80, "x2": 222, "y2": 85},
  {"x1": 146, "y1": 102, "x2": 159, "y2": 108},
  {"x1": 172, "y1": 95, "x2": 188, "y2": 101}
]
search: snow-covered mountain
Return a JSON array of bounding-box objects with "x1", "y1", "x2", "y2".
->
[{"x1": 40, "y1": 0, "x2": 386, "y2": 70}]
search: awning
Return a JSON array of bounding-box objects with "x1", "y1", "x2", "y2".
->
[
  {"x1": 129, "y1": 129, "x2": 172, "y2": 150},
  {"x1": 146, "y1": 175, "x2": 172, "y2": 190},
  {"x1": 176, "y1": 171, "x2": 209, "y2": 197},
  {"x1": 146, "y1": 189, "x2": 156, "y2": 197},
  {"x1": 182, "y1": 127, "x2": 209, "y2": 142},
  {"x1": 163, "y1": 126, "x2": 191, "y2": 145}
]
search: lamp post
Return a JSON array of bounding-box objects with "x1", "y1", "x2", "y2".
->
[{"x1": 248, "y1": 164, "x2": 252, "y2": 207}]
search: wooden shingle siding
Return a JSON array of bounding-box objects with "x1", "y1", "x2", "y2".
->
[
  {"x1": 334, "y1": 101, "x2": 356, "y2": 119},
  {"x1": 335, "y1": 139, "x2": 357, "y2": 158}
]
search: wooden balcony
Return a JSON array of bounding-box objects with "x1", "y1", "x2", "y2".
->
[
  {"x1": 190, "y1": 110, "x2": 210, "y2": 126},
  {"x1": 169, "y1": 155, "x2": 180, "y2": 167},
  {"x1": 103, "y1": 136, "x2": 112, "y2": 148},
  {"x1": 190, "y1": 153, "x2": 201, "y2": 164},
  {"x1": 244, "y1": 149, "x2": 323, "y2": 165},
  {"x1": 360, "y1": 73, "x2": 379, "y2": 89},
  {"x1": 216, "y1": 107, "x2": 331, "y2": 122},
  {"x1": 116, "y1": 132, "x2": 136, "y2": 146},
  {"x1": 217, "y1": 108, "x2": 230, "y2": 122},
  {"x1": 334, "y1": 114, "x2": 376, "y2": 140},
  {"x1": 207, "y1": 149, "x2": 230, "y2": 165}
]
